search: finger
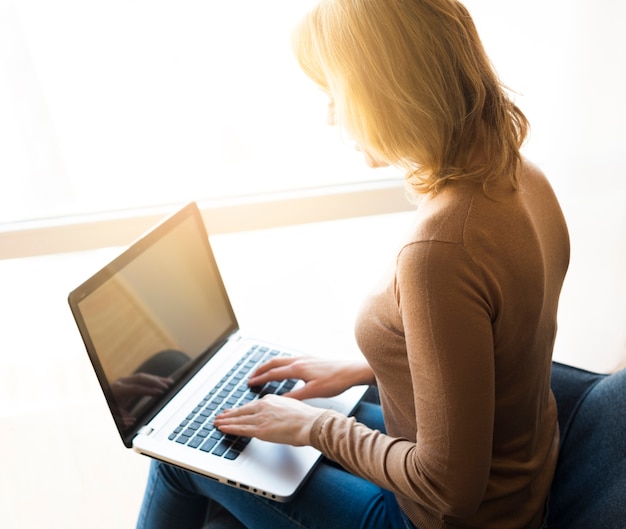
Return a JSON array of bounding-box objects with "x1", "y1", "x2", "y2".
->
[
  {"x1": 250, "y1": 356, "x2": 296, "y2": 379},
  {"x1": 214, "y1": 408, "x2": 262, "y2": 435},
  {"x1": 213, "y1": 412, "x2": 261, "y2": 435},
  {"x1": 281, "y1": 381, "x2": 339, "y2": 401},
  {"x1": 215, "y1": 422, "x2": 258, "y2": 437},
  {"x1": 280, "y1": 386, "x2": 318, "y2": 401},
  {"x1": 216, "y1": 401, "x2": 258, "y2": 419},
  {"x1": 248, "y1": 365, "x2": 300, "y2": 387}
]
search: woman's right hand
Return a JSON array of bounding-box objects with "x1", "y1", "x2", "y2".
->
[{"x1": 247, "y1": 356, "x2": 375, "y2": 401}]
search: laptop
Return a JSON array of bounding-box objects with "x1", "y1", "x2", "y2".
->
[{"x1": 68, "y1": 202, "x2": 367, "y2": 502}]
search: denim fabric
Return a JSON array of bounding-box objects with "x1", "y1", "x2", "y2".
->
[
  {"x1": 548, "y1": 363, "x2": 626, "y2": 528},
  {"x1": 136, "y1": 394, "x2": 417, "y2": 529}
]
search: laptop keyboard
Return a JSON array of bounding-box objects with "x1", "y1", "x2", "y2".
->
[{"x1": 167, "y1": 345, "x2": 297, "y2": 460}]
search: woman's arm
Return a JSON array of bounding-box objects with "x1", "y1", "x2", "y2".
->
[{"x1": 311, "y1": 241, "x2": 495, "y2": 517}]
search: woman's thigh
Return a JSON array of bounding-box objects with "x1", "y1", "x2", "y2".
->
[
  {"x1": 189, "y1": 459, "x2": 392, "y2": 529},
  {"x1": 136, "y1": 458, "x2": 391, "y2": 529}
]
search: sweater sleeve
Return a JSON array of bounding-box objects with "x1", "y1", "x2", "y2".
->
[{"x1": 310, "y1": 240, "x2": 496, "y2": 518}]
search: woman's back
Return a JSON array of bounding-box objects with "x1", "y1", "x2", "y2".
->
[{"x1": 351, "y1": 161, "x2": 569, "y2": 528}]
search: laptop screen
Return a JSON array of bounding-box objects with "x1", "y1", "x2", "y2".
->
[{"x1": 69, "y1": 203, "x2": 238, "y2": 444}]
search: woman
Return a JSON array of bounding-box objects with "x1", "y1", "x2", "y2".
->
[{"x1": 136, "y1": 1, "x2": 569, "y2": 528}]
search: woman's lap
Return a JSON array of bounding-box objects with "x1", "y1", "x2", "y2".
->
[
  {"x1": 138, "y1": 458, "x2": 391, "y2": 529},
  {"x1": 136, "y1": 397, "x2": 413, "y2": 529}
]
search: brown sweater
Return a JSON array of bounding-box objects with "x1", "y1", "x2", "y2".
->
[{"x1": 310, "y1": 161, "x2": 569, "y2": 529}]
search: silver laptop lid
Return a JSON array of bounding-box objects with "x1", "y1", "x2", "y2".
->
[{"x1": 68, "y1": 203, "x2": 238, "y2": 447}]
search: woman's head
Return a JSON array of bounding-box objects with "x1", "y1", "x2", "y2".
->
[{"x1": 293, "y1": 0, "x2": 528, "y2": 195}]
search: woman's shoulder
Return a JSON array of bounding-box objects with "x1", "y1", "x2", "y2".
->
[
  {"x1": 400, "y1": 158, "x2": 561, "y2": 246},
  {"x1": 402, "y1": 179, "x2": 480, "y2": 246},
  {"x1": 518, "y1": 157, "x2": 552, "y2": 188}
]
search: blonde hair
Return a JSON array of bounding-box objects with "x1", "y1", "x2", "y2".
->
[{"x1": 293, "y1": 0, "x2": 529, "y2": 195}]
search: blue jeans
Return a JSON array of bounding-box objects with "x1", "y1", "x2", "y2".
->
[{"x1": 136, "y1": 396, "x2": 416, "y2": 529}]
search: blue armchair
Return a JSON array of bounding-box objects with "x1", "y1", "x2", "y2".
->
[{"x1": 547, "y1": 362, "x2": 626, "y2": 528}]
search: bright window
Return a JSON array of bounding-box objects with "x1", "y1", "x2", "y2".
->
[
  {"x1": 0, "y1": 0, "x2": 401, "y2": 225},
  {"x1": 1, "y1": 0, "x2": 624, "y2": 232}
]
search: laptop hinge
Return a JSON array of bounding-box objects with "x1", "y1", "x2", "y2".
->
[{"x1": 138, "y1": 426, "x2": 154, "y2": 436}]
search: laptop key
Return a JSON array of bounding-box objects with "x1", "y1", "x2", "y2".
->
[
  {"x1": 188, "y1": 436, "x2": 203, "y2": 449},
  {"x1": 232, "y1": 438, "x2": 251, "y2": 452},
  {"x1": 260, "y1": 382, "x2": 279, "y2": 396},
  {"x1": 199, "y1": 438, "x2": 218, "y2": 453},
  {"x1": 183, "y1": 427, "x2": 196, "y2": 438},
  {"x1": 196, "y1": 428, "x2": 210, "y2": 438},
  {"x1": 212, "y1": 441, "x2": 230, "y2": 457},
  {"x1": 280, "y1": 379, "x2": 297, "y2": 394}
]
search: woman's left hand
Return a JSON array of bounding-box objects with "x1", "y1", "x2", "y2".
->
[{"x1": 213, "y1": 395, "x2": 327, "y2": 446}]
